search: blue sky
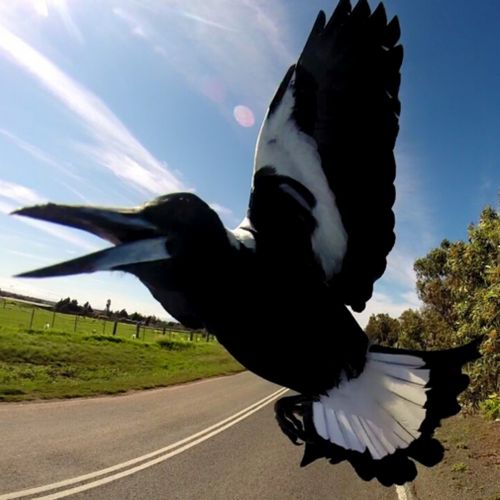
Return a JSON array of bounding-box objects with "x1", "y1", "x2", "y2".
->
[{"x1": 0, "y1": 0, "x2": 498, "y2": 325}]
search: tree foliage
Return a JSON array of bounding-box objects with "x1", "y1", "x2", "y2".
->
[
  {"x1": 55, "y1": 297, "x2": 82, "y2": 314},
  {"x1": 367, "y1": 204, "x2": 499, "y2": 406},
  {"x1": 366, "y1": 313, "x2": 400, "y2": 345}
]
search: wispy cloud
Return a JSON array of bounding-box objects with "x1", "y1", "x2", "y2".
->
[
  {"x1": 0, "y1": 128, "x2": 83, "y2": 182},
  {"x1": 0, "y1": 178, "x2": 97, "y2": 250},
  {"x1": 383, "y1": 249, "x2": 418, "y2": 292},
  {"x1": 5, "y1": 248, "x2": 54, "y2": 263},
  {"x1": 0, "y1": 129, "x2": 131, "y2": 203},
  {"x1": 0, "y1": 178, "x2": 44, "y2": 206},
  {"x1": 0, "y1": 24, "x2": 187, "y2": 196},
  {"x1": 53, "y1": 0, "x2": 84, "y2": 44},
  {"x1": 209, "y1": 202, "x2": 238, "y2": 226},
  {"x1": 113, "y1": 8, "x2": 150, "y2": 40},
  {"x1": 180, "y1": 12, "x2": 237, "y2": 32},
  {"x1": 0, "y1": 1, "x2": 83, "y2": 43},
  {"x1": 56, "y1": 179, "x2": 93, "y2": 204},
  {"x1": 113, "y1": 1, "x2": 295, "y2": 112},
  {"x1": 14, "y1": 212, "x2": 99, "y2": 251}
]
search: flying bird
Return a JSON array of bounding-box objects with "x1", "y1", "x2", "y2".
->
[{"x1": 13, "y1": 0, "x2": 481, "y2": 486}]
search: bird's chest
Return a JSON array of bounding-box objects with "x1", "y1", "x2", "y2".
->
[{"x1": 203, "y1": 267, "x2": 344, "y2": 394}]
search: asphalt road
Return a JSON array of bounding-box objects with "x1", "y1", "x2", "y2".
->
[{"x1": 0, "y1": 372, "x2": 401, "y2": 499}]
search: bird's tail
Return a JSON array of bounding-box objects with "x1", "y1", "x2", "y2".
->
[{"x1": 274, "y1": 337, "x2": 482, "y2": 486}]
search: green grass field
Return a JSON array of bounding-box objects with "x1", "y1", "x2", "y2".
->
[
  {"x1": 0, "y1": 300, "x2": 244, "y2": 401},
  {"x1": 0, "y1": 300, "x2": 198, "y2": 341}
]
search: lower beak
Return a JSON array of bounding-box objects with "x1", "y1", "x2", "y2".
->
[
  {"x1": 12, "y1": 202, "x2": 171, "y2": 278},
  {"x1": 15, "y1": 237, "x2": 171, "y2": 278}
]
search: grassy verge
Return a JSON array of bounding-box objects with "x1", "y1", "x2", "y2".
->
[
  {"x1": 412, "y1": 414, "x2": 500, "y2": 500},
  {"x1": 0, "y1": 327, "x2": 244, "y2": 402}
]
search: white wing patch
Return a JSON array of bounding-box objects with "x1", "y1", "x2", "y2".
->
[
  {"x1": 254, "y1": 71, "x2": 348, "y2": 278},
  {"x1": 312, "y1": 350, "x2": 430, "y2": 460}
]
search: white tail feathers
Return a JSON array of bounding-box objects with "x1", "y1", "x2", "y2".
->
[{"x1": 312, "y1": 349, "x2": 430, "y2": 460}]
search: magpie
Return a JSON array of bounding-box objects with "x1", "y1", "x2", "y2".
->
[{"x1": 13, "y1": 0, "x2": 481, "y2": 486}]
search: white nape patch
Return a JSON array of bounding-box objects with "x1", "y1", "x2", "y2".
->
[
  {"x1": 254, "y1": 72, "x2": 347, "y2": 277},
  {"x1": 313, "y1": 350, "x2": 430, "y2": 460},
  {"x1": 229, "y1": 217, "x2": 256, "y2": 250}
]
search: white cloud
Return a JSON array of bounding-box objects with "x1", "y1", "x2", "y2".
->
[
  {"x1": 348, "y1": 149, "x2": 436, "y2": 330},
  {"x1": 209, "y1": 203, "x2": 240, "y2": 226},
  {"x1": 394, "y1": 149, "x2": 436, "y2": 251},
  {"x1": 352, "y1": 290, "x2": 421, "y2": 329},
  {"x1": 350, "y1": 248, "x2": 423, "y2": 329},
  {"x1": 0, "y1": 24, "x2": 187, "y2": 196},
  {"x1": 384, "y1": 249, "x2": 418, "y2": 291}
]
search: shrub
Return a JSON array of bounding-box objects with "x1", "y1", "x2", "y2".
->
[{"x1": 156, "y1": 338, "x2": 194, "y2": 351}]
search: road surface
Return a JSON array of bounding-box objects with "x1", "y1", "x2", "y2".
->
[{"x1": 0, "y1": 372, "x2": 402, "y2": 499}]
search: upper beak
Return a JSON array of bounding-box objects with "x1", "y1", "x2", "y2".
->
[
  {"x1": 12, "y1": 203, "x2": 171, "y2": 278},
  {"x1": 12, "y1": 203, "x2": 158, "y2": 244}
]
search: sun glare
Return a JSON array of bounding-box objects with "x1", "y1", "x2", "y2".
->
[
  {"x1": 32, "y1": 0, "x2": 67, "y2": 17},
  {"x1": 32, "y1": 0, "x2": 49, "y2": 17}
]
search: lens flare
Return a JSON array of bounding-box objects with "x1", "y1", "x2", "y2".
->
[{"x1": 233, "y1": 105, "x2": 255, "y2": 128}]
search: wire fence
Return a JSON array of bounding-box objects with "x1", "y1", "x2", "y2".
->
[{"x1": 0, "y1": 298, "x2": 213, "y2": 343}]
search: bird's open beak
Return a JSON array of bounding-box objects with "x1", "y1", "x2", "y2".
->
[{"x1": 12, "y1": 203, "x2": 170, "y2": 278}]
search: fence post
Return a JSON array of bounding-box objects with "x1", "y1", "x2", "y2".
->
[
  {"x1": 28, "y1": 308, "x2": 35, "y2": 330},
  {"x1": 112, "y1": 321, "x2": 118, "y2": 336},
  {"x1": 102, "y1": 320, "x2": 106, "y2": 334},
  {"x1": 162, "y1": 326, "x2": 166, "y2": 336},
  {"x1": 189, "y1": 331, "x2": 194, "y2": 342},
  {"x1": 135, "y1": 322, "x2": 140, "y2": 339},
  {"x1": 73, "y1": 314, "x2": 78, "y2": 333},
  {"x1": 51, "y1": 310, "x2": 56, "y2": 328}
]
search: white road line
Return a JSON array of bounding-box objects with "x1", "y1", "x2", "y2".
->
[{"x1": 0, "y1": 387, "x2": 288, "y2": 500}]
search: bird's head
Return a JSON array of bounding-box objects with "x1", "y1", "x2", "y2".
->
[{"x1": 13, "y1": 193, "x2": 240, "y2": 327}]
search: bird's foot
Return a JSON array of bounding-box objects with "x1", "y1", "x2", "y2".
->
[{"x1": 274, "y1": 395, "x2": 312, "y2": 446}]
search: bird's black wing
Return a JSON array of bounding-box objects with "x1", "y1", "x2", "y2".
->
[{"x1": 246, "y1": 0, "x2": 401, "y2": 312}]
